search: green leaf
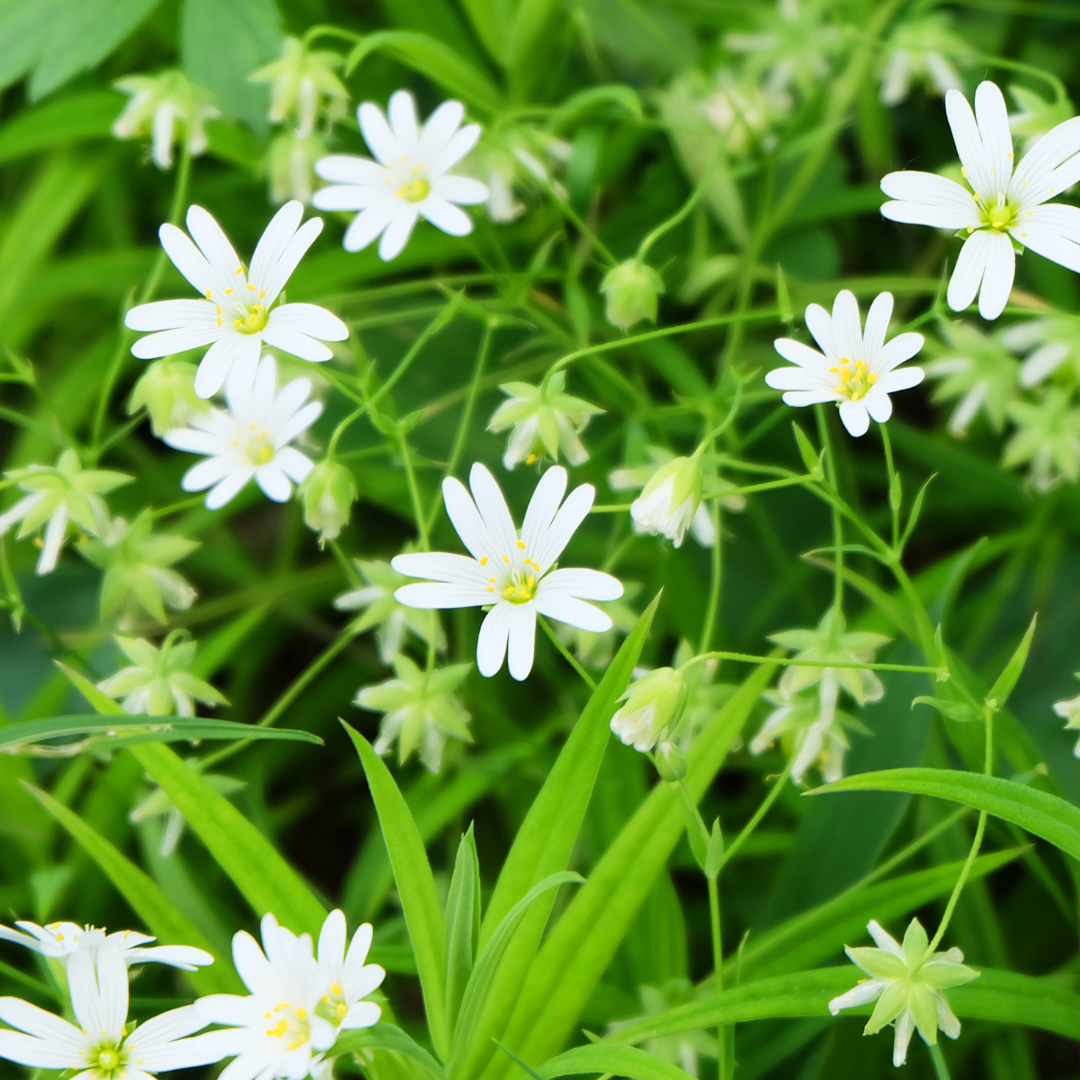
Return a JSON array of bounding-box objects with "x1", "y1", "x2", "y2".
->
[
  {"x1": 22, "y1": 782, "x2": 240, "y2": 995},
  {"x1": 809, "y1": 767, "x2": 1080, "y2": 861},
  {"x1": 456, "y1": 0, "x2": 511, "y2": 67},
  {"x1": 911, "y1": 696, "x2": 979, "y2": 723},
  {"x1": 333, "y1": 1022, "x2": 446, "y2": 1080},
  {"x1": 791, "y1": 423, "x2": 821, "y2": 477},
  {"x1": 987, "y1": 615, "x2": 1037, "y2": 712},
  {"x1": 535, "y1": 1042, "x2": 695, "y2": 1080},
  {"x1": 0, "y1": 91, "x2": 120, "y2": 164},
  {"x1": 346, "y1": 32, "x2": 503, "y2": 114},
  {"x1": 900, "y1": 474, "x2": 935, "y2": 550},
  {"x1": 549, "y1": 86, "x2": 642, "y2": 132},
  {"x1": 343, "y1": 722, "x2": 450, "y2": 1060},
  {"x1": 0, "y1": 714, "x2": 323, "y2": 754},
  {"x1": 445, "y1": 824, "x2": 481, "y2": 1032}
]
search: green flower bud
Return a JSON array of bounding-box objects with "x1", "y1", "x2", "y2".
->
[
  {"x1": 129, "y1": 358, "x2": 206, "y2": 437},
  {"x1": 600, "y1": 260, "x2": 665, "y2": 330},
  {"x1": 654, "y1": 740, "x2": 687, "y2": 782},
  {"x1": 112, "y1": 70, "x2": 218, "y2": 170},
  {"x1": 610, "y1": 667, "x2": 687, "y2": 752},
  {"x1": 630, "y1": 455, "x2": 703, "y2": 547},
  {"x1": 301, "y1": 460, "x2": 358, "y2": 544}
]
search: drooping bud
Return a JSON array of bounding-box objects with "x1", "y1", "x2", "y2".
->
[
  {"x1": 129, "y1": 358, "x2": 205, "y2": 437},
  {"x1": 112, "y1": 70, "x2": 218, "y2": 170},
  {"x1": 600, "y1": 260, "x2": 665, "y2": 330},
  {"x1": 610, "y1": 667, "x2": 687, "y2": 752},
  {"x1": 251, "y1": 37, "x2": 348, "y2": 137},
  {"x1": 269, "y1": 129, "x2": 328, "y2": 204},
  {"x1": 300, "y1": 460, "x2": 358, "y2": 544},
  {"x1": 654, "y1": 740, "x2": 687, "y2": 782},
  {"x1": 630, "y1": 455, "x2": 703, "y2": 547}
]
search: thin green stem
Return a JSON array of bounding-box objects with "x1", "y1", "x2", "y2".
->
[
  {"x1": 684, "y1": 651, "x2": 944, "y2": 676},
  {"x1": 545, "y1": 182, "x2": 617, "y2": 267},
  {"x1": 590, "y1": 470, "x2": 817, "y2": 511},
  {"x1": 928, "y1": 1043, "x2": 952, "y2": 1080},
  {"x1": 881, "y1": 423, "x2": 900, "y2": 551},
  {"x1": 720, "y1": 770, "x2": 789, "y2": 870},
  {"x1": 637, "y1": 151, "x2": 721, "y2": 264},
  {"x1": 370, "y1": 301, "x2": 459, "y2": 408},
  {"x1": 538, "y1": 615, "x2": 597, "y2": 689},
  {"x1": 707, "y1": 876, "x2": 727, "y2": 1080},
  {"x1": 398, "y1": 430, "x2": 429, "y2": 550},
  {"x1": 815, "y1": 405, "x2": 844, "y2": 614},
  {"x1": 149, "y1": 495, "x2": 205, "y2": 520}
]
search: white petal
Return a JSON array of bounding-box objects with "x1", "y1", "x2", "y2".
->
[
  {"x1": 0, "y1": 998, "x2": 85, "y2": 1050},
  {"x1": 130, "y1": 324, "x2": 223, "y2": 361},
  {"x1": 766, "y1": 366, "x2": 829, "y2": 391},
  {"x1": 534, "y1": 592, "x2": 612, "y2": 632},
  {"x1": 194, "y1": 334, "x2": 255, "y2": 398},
  {"x1": 431, "y1": 124, "x2": 481, "y2": 176},
  {"x1": 477, "y1": 603, "x2": 515, "y2": 676},
  {"x1": 804, "y1": 303, "x2": 837, "y2": 359},
  {"x1": 276, "y1": 447, "x2": 315, "y2": 483},
  {"x1": 159, "y1": 222, "x2": 216, "y2": 295},
  {"x1": 867, "y1": 920, "x2": 904, "y2": 956},
  {"x1": 531, "y1": 483, "x2": 593, "y2": 569},
  {"x1": 893, "y1": 1008, "x2": 916, "y2": 1067},
  {"x1": 313, "y1": 183, "x2": 379, "y2": 211},
  {"x1": 0, "y1": 1029, "x2": 82, "y2": 1068},
  {"x1": 255, "y1": 463, "x2": 292, "y2": 502},
  {"x1": 864, "y1": 388, "x2": 893, "y2": 424},
  {"x1": 875, "y1": 332, "x2": 924, "y2": 373},
  {"x1": 186, "y1": 205, "x2": 243, "y2": 280},
  {"x1": 830, "y1": 290, "x2": 862, "y2": 363},
  {"x1": 262, "y1": 323, "x2": 334, "y2": 362},
  {"x1": 827, "y1": 979, "x2": 888, "y2": 1014},
  {"x1": 341, "y1": 1001, "x2": 382, "y2": 1029},
  {"x1": 977, "y1": 230, "x2": 1015, "y2": 320},
  {"x1": 128, "y1": 944, "x2": 213, "y2": 970},
  {"x1": 268, "y1": 302, "x2": 348, "y2": 342},
  {"x1": 193, "y1": 993, "x2": 262, "y2": 1028},
  {"x1": 392, "y1": 551, "x2": 485, "y2": 584},
  {"x1": 861, "y1": 292, "x2": 893, "y2": 361},
  {"x1": 315, "y1": 154, "x2": 388, "y2": 185},
  {"x1": 506, "y1": 605, "x2": 536, "y2": 681},
  {"x1": 222, "y1": 336, "x2": 263, "y2": 399},
  {"x1": 838, "y1": 400, "x2": 870, "y2": 436},
  {"x1": 521, "y1": 466, "x2": 567, "y2": 553},
  {"x1": 418, "y1": 99, "x2": 464, "y2": 160},
  {"x1": 126, "y1": 299, "x2": 218, "y2": 332},
  {"x1": 947, "y1": 231, "x2": 991, "y2": 313},
  {"x1": 1011, "y1": 115, "x2": 1080, "y2": 200},
  {"x1": 165, "y1": 426, "x2": 223, "y2": 454},
  {"x1": 773, "y1": 338, "x2": 829, "y2": 371},
  {"x1": 433, "y1": 175, "x2": 489, "y2": 205},
  {"x1": 539, "y1": 567, "x2": 623, "y2": 601},
  {"x1": 231, "y1": 931, "x2": 275, "y2": 996},
  {"x1": 249, "y1": 200, "x2": 304, "y2": 295},
  {"x1": 1020, "y1": 341, "x2": 1070, "y2": 385},
  {"x1": 183, "y1": 455, "x2": 235, "y2": 490},
  {"x1": 945, "y1": 87, "x2": 994, "y2": 197},
  {"x1": 880, "y1": 171, "x2": 977, "y2": 226},
  {"x1": 70, "y1": 944, "x2": 126, "y2": 1041},
  {"x1": 378, "y1": 206, "x2": 419, "y2": 260},
  {"x1": 395, "y1": 582, "x2": 487, "y2": 608},
  {"x1": 343, "y1": 921, "x2": 374, "y2": 977},
  {"x1": 388, "y1": 90, "x2": 420, "y2": 147},
  {"x1": 204, "y1": 469, "x2": 254, "y2": 509},
  {"x1": 442, "y1": 475, "x2": 496, "y2": 559},
  {"x1": 880, "y1": 366, "x2": 925, "y2": 393},
  {"x1": 881, "y1": 197, "x2": 978, "y2": 230},
  {"x1": 359, "y1": 102, "x2": 399, "y2": 164},
  {"x1": 344, "y1": 205, "x2": 394, "y2": 252},
  {"x1": 469, "y1": 463, "x2": 519, "y2": 556},
  {"x1": 782, "y1": 388, "x2": 842, "y2": 406},
  {"x1": 37, "y1": 506, "x2": 67, "y2": 574},
  {"x1": 254, "y1": 217, "x2": 323, "y2": 305},
  {"x1": 419, "y1": 197, "x2": 473, "y2": 236},
  {"x1": 975, "y1": 80, "x2": 1013, "y2": 186}
]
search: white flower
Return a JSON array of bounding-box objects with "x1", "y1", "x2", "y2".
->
[
  {"x1": 112, "y1": 70, "x2": 218, "y2": 170},
  {"x1": 195, "y1": 913, "x2": 335, "y2": 1080},
  {"x1": 626, "y1": 455, "x2": 706, "y2": 547},
  {"x1": 766, "y1": 290, "x2": 925, "y2": 437},
  {"x1": 125, "y1": 201, "x2": 348, "y2": 399},
  {"x1": 315, "y1": 909, "x2": 386, "y2": 1029},
  {"x1": 313, "y1": 90, "x2": 489, "y2": 260},
  {"x1": 0, "y1": 920, "x2": 212, "y2": 971},
  {"x1": 392, "y1": 464, "x2": 623, "y2": 681},
  {"x1": 0, "y1": 449, "x2": 131, "y2": 575},
  {"x1": 164, "y1": 355, "x2": 322, "y2": 509},
  {"x1": 1053, "y1": 680, "x2": 1080, "y2": 755},
  {"x1": 881, "y1": 80, "x2": 1080, "y2": 320},
  {"x1": 0, "y1": 943, "x2": 224, "y2": 1079},
  {"x1": 829, "y1": 918, "x2": 979, "y2": 1067},
  {"x1": 251, "y1": 37, "x2": 348, "y2": 138},
  {"x1": 1001, "y1": 317, "x2": 1080, "y2": 386},
  {"x1": 610, "y1": 667, "x2": 686, "y2": 752},
  {"x1": 878, "y1": 14, "x2": 969, "y2": 107}
]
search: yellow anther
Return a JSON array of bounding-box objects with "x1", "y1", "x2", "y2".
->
[
  {"x1": 1051, "y1": 187, "x2": 1057, "y2": 194},
  {"x1": 828, "y1": 366, "x2": 838, "y2": 373},
  {"x1": 990, "y1": 167, "x2": 996, "y2": 174},
  {"x1": 488, "y1": 576, "x2": 496, "y2": 583},
  {"x1": 480, "y1": 555, "x2": 488, "y2": 566},
  {"x1": 961, "y1": 167, "x2": 968, "y2": 177},
  {"x1": 260, "y1": 289, "x2": 266, "y2": 298},
  {"x1": 516, "y1": 540, "x2": 526, "y2": 549},
  {"x1": 217, "y1": 317, "x2": 223, "y2": 327},
  {"x1": 247, "y1": 282, "x2": 257, "y2": 291},
  {"x1": 525, "y1": 453, "x2": 537, "y2": 465},
  {"x1": 205, "y1": 290, "x2": 212, "y2": 299},
  {"x1": 235, "y1": 266, "x2": 243, "y2": 275},
  {"x1": 330, "y1": 984, "x2": 342, "y2": 996},
  {"x1": 215, "y1": 306, "x2": 222, "y2": 314},
  {"x1": 487, "y1": 586, "x2": 494, "y2": 592},
  {"x1": 1007, "y1": 152, "x2": 1014, "y2": 158},
  {"x1": 234, "y1": 318, "x2": 242, "y2": 327},
  {"x1": 502, "y1": 554, "x2": 510, "y2": 563},
  {"x1": 225, "y1": 287, "x2": 233, "y2": 294},
  {"x1": 337, "y1": 1003, "x2": 349, "y2": 1017}
]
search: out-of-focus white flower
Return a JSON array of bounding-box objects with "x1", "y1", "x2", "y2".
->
[
  {"x1": 878, "y1": 14, "x2": 971, "y2": 106},
  {"x1": 1054, "y1": 678, "x2": 1080, "y2": 755},
  {"x1": 125, "y1": 201, "x2": 348, "y2": 399},
  {"x1": 487, "y1": 372, "x2": 602, "y2": 469},
  {"x1": 881, "y1": 80, "x2": 1080, "y2": 320},
  {"x1": 829, "y1": 919, "x2": 978, "y2": 1067},
  {"x1": 392, "y1": 464, "x2": 622, "y2": 681},
  {"x1": 164, "y1": 355, "x2": 322, "y2": 509},
  {"x1": 270, "y1": 130, "x2": 330, "y2": 205},
  {"x1": 313, "y1": 90, "x2": 489, "y2": 260},
  {"x1": 1000, "y1": 317, "x2": 1080, "y2": 387},
  {"x1": 0, "y1": 920, "x2": 213, "y2": 971},
  {"x1": 1003, "y1": 390, "x2": 1080, "y2": 491},
  {"x1": 97, "y1": 633, "x2": 228, "y2": 717},
  {"x1": 462, "y1": 130, "x2": 571, "y2": 222},
  {"x1": 300, "y1": 459, "x2": 357, "y2": 543},
  {"x1": 0, "y1": 449, "x2": 130, "y2": 575},
  {"x1": 0, "y1": 943, "x2": 225, "y2": 1076},
  {"x1": 315, "y1": 910, "x2": 385, "y2": 1030},
  {"x1": 627, "y1": 455, "x2": 704, "y2": 547},
  {"x1": 767, "y1": 291, "x2": 925, "y2": 437},
  {"x1": 112, "y1": 70, "x2": 218, "y2": 170},
  {"x1": 701, "y1": 68, "x2": 783, "y2": 155},
  {"x1": 1009, "y1": 84, "x2": 1077, "y2": 154},
  {"x1": 610, "y1": 667, "x2": 686, "y2": 752},
  {"x1": 251, "y1": 37, "x2": 348, "y2": 137},
  {"x1": 355, "y1": 654, "x2": 473, "y2": 772}
]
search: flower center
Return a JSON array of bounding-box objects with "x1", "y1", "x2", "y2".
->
[
  {"x1": 971, "y1": 190, "x2": 1019, "y2": 233},
  {"x1": 233, "y1": 303, "x2": 269, "y2": 334},
  {"x1": 234, "y1": 423, "x2": 276, "y2": 466},
  {"x1": 502, "y1": 570, "x2": 538, "y2": 604},
  {"x1": 321, "y1": 981, "x2": 350, "y2": 1025},
  {"x1": 397, "y1": 168, "x2": 430, "y2": 203},
  {"x1": 828, "y1": 357, "x2": 877, "y2": 401},
  {"x1": 89, "y1": 1041, "x2": 127, "y2": 1075},
  {"x1": 479, "y1": 541, "x2": 543, "y2": 604},
  {"x1": 264, "y1": 1001, "x2": 311, "y2": 1052}
]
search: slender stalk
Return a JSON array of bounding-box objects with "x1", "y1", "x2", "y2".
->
[
  {"x1": 538, "y1": 615, "x2": 597, "y2": 689},
  {"x1": 684, "y1": 651, "x2": 943, "y2": 676},
  {"x1": 720, "y1": 770, "x2": 789, "y2": 869},
  {"x1": 637, "y1": 151, "x2": 722, "y2": 264},
  {"x1": 881, "y1": 423, "x2": 900, "y2": 551},
  {"x1": 928, "y1": 1041, "x2": 952, "y2": 1080},
  {"x1": 707, "y1": 876, "x2": 727, "y2": 1080},
  {"x1": 815, "y1": 405, "x2": 844, "y2": 613},
  {"x1": 370, "y1": 302, "x2": 459, "y2": 408},
  {"x1": 589, "y1": 469, "x2": 818, "y2": 512},
  {"x1": 398, "y1": 430, "x2": 430, "y2": 550}
]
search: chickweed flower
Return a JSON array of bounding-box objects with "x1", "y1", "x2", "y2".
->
[
  {"x1": 313, "y1": 90, "x2": 489, "y2": 260},
  {"x1": 270, "y1": 129, "x2": 329, "y2": 204},
  {"x1": 0, "y1": 920, "x2": 212, "y2": 970},
  {"x1": 881, "y1": 80, "x2": 1080, "y2": 320},
  {"x1": 610, "y1": 667, "x2": 687, "y2": 752},
  {"x1": 628, "y1": 455, "x2": 705, "y2": 548},
  {"x1": 82, "y1": 512, "x2": 198, "y2": 625},
  {"x1": 0, "y1": 449, "x2": 131, "y2": 575},
  {"x1": 1003, "y1": 390, "x2": 1080, "y2": 491},
  {"x1": 251, "y1": 37, "x2": 348, "y2": 138},
  {"x1": 487, "y1": 372, "x2": 603, "y2": 469},
  {"x1": 335, "y1": 557, "x2": 445, "y2": 665},
  {"x1": 97, "y1": 632, "x2": 228, "y2": 716},
  {"x1": 1001, "y1": 317, "x2": 1080, "y2": 387},
  {"x1": 878, "y1": 14, "x2": 969, "y2": 106},
  {"x1": 315, "y1": 909, "x2": 386, "y2": 1029},
  {"x1": 300, "y1": 458, "x2": 357, "y2": 543},
  {"x1": 1053, "y1": 678, "x2": 1080, "y2": 755},
  {"x1": 829, "y1": 918, "x2": 979, "y2": 1067},
  {"x1": 112, "y1": 70, "x2": 218, "y2": 170},
  {"x1": 131, "y1": 766, "x2": 245, "y2": 858},
  {"x1": 354, "y1": 654, "x2": 473, "y2": 773},
  {"x1": 125, "y1": 201, "x2": 348, "y2": 399},
  {"x1": 129, "y1": 357, "x2": 206, "y2": 437},
  {"x1": 392, "y1": 464, "x2": 623, "y2": 681},
  {"x1": 165, "y1": 355, "x2": 322, "y2": 509},
  {"x1": 1009, "y1": 84, "x2": 1076, "y2": 153},
  {"x1": 767, "y1": 290, "x2": 925, "y2": 437},
  {"x1": 0, "y1": 942, "x2": 224, "y2": 1077},
  {"x1": 601, "y1": 260, "x2": 665, "y2": 330}
]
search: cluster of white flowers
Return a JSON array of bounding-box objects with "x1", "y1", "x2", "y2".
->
[{"x1": 0, "y1": 911, "x2": 384, "y2": 1080}]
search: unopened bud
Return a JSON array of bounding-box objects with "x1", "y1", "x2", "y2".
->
[
  {"x1": 630, "y1": 456, "x2": 703, "y2": 548},
  {"x1": 600, "y1": 260, "x2": 664, "y2": 330},
  {"x1": 301, "y1": 460, "x2": 357, "y2": 543},
  {"x1": 654, "y1": 740, "x2": 687, "y2": 782},
  {"x1": 610, "y1": 667, "x2": 687, "y2": 752},
  {"x1": 129, "y1": 358, "x2": 204, "y2": 437}
]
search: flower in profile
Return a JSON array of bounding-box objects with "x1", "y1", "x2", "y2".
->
[
  {"x1": 701, "y1": 68, "x2": 782, "y2": 156},
  {"x1": 829, "y1": 918, "x2": 979, "y2": 1067},
  {"x1": 0, "y1": 449, "x2": 131, "y2": 575},
  {"x1": 627, "y1": 455, "x2": 705, "y2": 547},
  {"x1": 251, "y1": 37, "x2": 348, "y2": 138},
  {"x1": 97, "y1": 633, "x2": 228, "y2": 717},
  {"x1": 392, "y1": 464, "x2": 623, "y2": 681},
  {"x1": 270, "y1": 129, "x2": 329, "y2": 204},
  {"x1": 194, "y1": 912, "x2": 352, "y2": 1078},
  {"x1": 0, "y1": 943, "x2": 225, "y2": 1077},
  {"x1": 1003, "y1": 390, "x2": 1080, "y2": 491},
  {"x1": 355, "y1": 655, "x2": 473, "y2": 772},
  {"x1": 487, "y1": 372, "x2": 603, "y2": 470},
  {"x1": 300, "y1": 459, "x2": 357, "y2": 543},
  {"x1": 315, "y1": 910, "x2": 385, "y2": 1029},
  {"x1": 112, "y1": 70, "x2": 218, "y2": 170},
  {"x1": 601, "y1": 260, "x2": 665, "y2": 330},
  {"x1": 131, "y1": 766, "x2": 245, "y2": 858},
  {"x1": 1000, "y1": 317, "x2": 1080, "y2": 387},
  {"x1": 165, "y1": 355, "x2": 322, "y2": 509},
  {"x1": 610, "y1": 667, "x2": 687, "y2": 752},
  {"x1": 1053, "y1": 677, "x2": 1080, "y2": 755},
  {"x1": 129, "y1": 357, "x2": 207, "y2": 436},
  {"x1": 82, "y1": 511, "x2": 198, "y2": 625},
  {"x1": 313, "y1": 90, "x2": 489, "y2": 260},
  {"x1": 925, "y1": 321, "x2": 1019, "y2": 436},
  {"x1": 334, "y1": 558, "x2": 445, "y2": 665},
  {"x1": 767, "y1": 291, "x2": 925, "y2": 437},
  {"x1": 881, "y1": 80, "x2": 1080, "y2": 320},
  {"x1": 125, "y1": 201, "x2": 348, "y2": 398},
  {"x1": 0, "y1": 920, "x2": 213, "y2": 970},
  {"x1": 878, "y1": 13, "x2": 970, "y2": 106}
]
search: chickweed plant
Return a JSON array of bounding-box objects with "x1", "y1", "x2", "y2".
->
[{"x1": 3, "y1": 2, "x2": 1080, "y2": 1079}]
